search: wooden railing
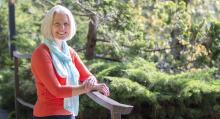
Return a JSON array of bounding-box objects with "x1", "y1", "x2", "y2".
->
[{"x1": 13, "y1": 51, "x2": 133, "y2": 119}]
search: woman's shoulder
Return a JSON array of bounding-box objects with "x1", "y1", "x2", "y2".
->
[
  {"x1": 32, "y1": 43, "x2": 50, "y2": 58},
  {"x1": 69, "y1": 46, "x2": 77, "y2": 56}
]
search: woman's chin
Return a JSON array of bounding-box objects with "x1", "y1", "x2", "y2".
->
[{"x1": 54, "y1": 36, "x2": 67, "y2": 40}]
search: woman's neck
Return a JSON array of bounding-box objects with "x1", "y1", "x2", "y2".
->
[{"x1": 54, "y1": 39, "x2": 63, "y2": 51}]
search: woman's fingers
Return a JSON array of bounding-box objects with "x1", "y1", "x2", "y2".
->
[
  {"x1": 103, "y1": 85, "x2": 110, "y2": 96},
  {"x1": 83, "y1": 77, "x2": 110, "y2": 96},
  {"x1": 85, "y1": 77, "x2": 97, "y2": 89},
  {"x1": 82, "y1": 82, "x2": 90, "y2": 93},
  {"x1": 96, "y1": 83, "x2": 110, "y2": 96},
  {"x1": 89, "y1": 77, "x2": 98, "y2": 86},
  {"x1": 88, "y1": 78, "x2": 96, "y2": 86},
  {"x1": 83, "y1": 79, "x2": 93, "y2": 92}
]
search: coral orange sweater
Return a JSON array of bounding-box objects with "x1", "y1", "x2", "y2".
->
[{"x1": 31, "y1": 44, "x2": 92, "y2": 117}]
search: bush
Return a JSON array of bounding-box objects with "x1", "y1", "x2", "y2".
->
[{"x1": 86, "y1": 57, "x2": 220, "y2": 119}]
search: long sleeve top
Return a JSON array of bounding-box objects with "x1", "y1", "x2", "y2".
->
[{"x1": 31, "y1": 44, "x2": 92, "y2": 117}]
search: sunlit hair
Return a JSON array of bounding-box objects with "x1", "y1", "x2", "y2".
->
[{"x1": 41, "y1": 5, "x2": 76, "y2": 40}]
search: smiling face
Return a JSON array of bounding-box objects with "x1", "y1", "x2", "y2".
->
[{"x1": 51, "y1": 12, "x2": 70, "y2": 40}]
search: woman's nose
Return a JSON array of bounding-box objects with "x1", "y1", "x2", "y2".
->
[{"x1": 58, "y1": 24, "x2": 65, "y2": 30}]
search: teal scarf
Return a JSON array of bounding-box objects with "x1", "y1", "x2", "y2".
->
[{"x1": 44, "y1": 39, "x2": 79, "y2": 116}]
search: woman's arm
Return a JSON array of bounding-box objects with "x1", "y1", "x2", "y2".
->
[
  {"x1": 69, "y1": 47, "x2": 110, "y2": 96},
  {"x1": 31, "y1": 46, "x2": 90, "y2": 98},
  {"x1": 70, "y1": 48, "x2": 93, "y2": 82}
]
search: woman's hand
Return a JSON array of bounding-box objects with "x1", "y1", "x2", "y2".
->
[
  {"x1": 94, "y1": 83, "x2": 110, "y2": 96},
  {"x1": 82, "y1": 76, "x2": 110, "y2": 96},
  {"x1": 82, "y1": 76, "x2": 97, "y2": 93}
]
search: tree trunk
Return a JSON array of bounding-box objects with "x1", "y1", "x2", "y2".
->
[
  {"x1": 170, "y1": 29, "x2": 183, "y2": 60},
  {"x1": 85, "y1": 15, "x2": 98, "y2": 60}
]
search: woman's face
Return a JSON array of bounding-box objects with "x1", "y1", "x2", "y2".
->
[{"x1": 52, "y1": 12, "x2": 70, "y2": 40}]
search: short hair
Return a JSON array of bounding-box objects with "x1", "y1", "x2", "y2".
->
[{"x1": 41, "y1": 5, "x2": 76, "y2": 40}]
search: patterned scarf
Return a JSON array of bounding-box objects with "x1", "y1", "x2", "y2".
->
[{"x1": 44, "y1": 39, "x2": 79, "y2": 116}]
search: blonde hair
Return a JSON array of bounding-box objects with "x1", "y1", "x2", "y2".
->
[{"x1": 41, "y1": 5, "x2": 76, "y2": 40}]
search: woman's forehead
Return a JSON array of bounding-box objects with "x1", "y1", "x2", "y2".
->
[{"x1": 53, "y1": 12, "x2": 69, "y2": 22}]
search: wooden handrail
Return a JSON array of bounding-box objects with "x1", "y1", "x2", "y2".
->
[
  {"x1": 13, "y1": 51, "x2": 32, "y2": 59},
  {"x1": 13, "y1": 50, "x2": 133, "y2": 119},
  {"x1": 16, "y1": 97, "x2": 34, "y2": 109},
  {"x1": 87, "y1": 92, "x2": 133, "y2": 114}
]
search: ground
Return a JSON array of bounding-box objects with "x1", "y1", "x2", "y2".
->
[{"x1": 0, "y1": 108, "x2": 8, "y2": 119}]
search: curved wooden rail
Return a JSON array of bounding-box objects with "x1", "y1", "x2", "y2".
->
[{"x1": 13, "y1": 51, "x2": 133, "y2": 119}]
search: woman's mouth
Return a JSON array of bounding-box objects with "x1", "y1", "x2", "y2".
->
[{"x1": 57, "y1": 32, "x2": 66, "y2": 35}]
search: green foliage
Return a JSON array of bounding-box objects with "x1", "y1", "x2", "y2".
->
[
  {"x1": 0, "y1": 0, "x2": 12, "y2": 69},
  {"x1": 2, "y1": 0, "x2": 220, "y2": 119},
  {"x1": 85, "y1": 57, "x2": 220, "y2": 119},
  {"x1": 206, "y1": 21, "x2": 220, "y2": 64},
  {"x1": 14, "y1": 0, "x2": 44, "y2": 53},
  {"x1": 0, "y1": 1, "x2": 15, "y2": 114},
  {"x1": 107, "y1": 76, "x2": 157, "y2": 104},
  {"x1": 0, "y1": 69, "x2": 15, "y2": 111}
]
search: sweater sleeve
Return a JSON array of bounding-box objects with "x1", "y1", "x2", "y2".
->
[
  {"x1": 31, "y1": 46, "x2": 73, "y2": 98},
  {"x1": 69, "y1": 48, "x2": 93, "y2": 82}
]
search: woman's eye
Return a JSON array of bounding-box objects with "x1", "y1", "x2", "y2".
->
[
  {"x1": 64, "y1": 23, "x2": 69, "y2": 26},
  {"x1": 54, "y1": 23, "x2": 60, "y2": 26}
]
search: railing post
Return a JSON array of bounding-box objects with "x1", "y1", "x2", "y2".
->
[
  {"x1": 8, "y1": 0, "x2": 16, "y2": 58},
  {"x1": 14, "y1": 56, "x2": 20, "y2": 119},
  {"x1": 111, "y1": 111, "x2": 121, "y2": 119}
]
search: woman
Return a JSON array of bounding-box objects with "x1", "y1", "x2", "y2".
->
[{"x1": 31, "y1": 5, "x2": 109, "y2": 119}]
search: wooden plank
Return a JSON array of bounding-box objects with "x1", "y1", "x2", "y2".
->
[
  {"x1": 16, "y1": 97, "x2": 34, "y2": 109},
  {"x1": 111, "y1": 112, "x2": 121, "y2": 119},
  {"x1": 13, "y1": 51, "x2": 32, "y2": 59},
  {"x1": 87, "y1": 91, "x2": 133, "y2": 114},
  {"x1": 14, "y1": 55, "x2": 20, "y2": 119}
]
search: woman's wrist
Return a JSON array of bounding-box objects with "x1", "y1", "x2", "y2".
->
[{"x1": 72, "y1": 85, "x2": 87, "y2": 96}]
